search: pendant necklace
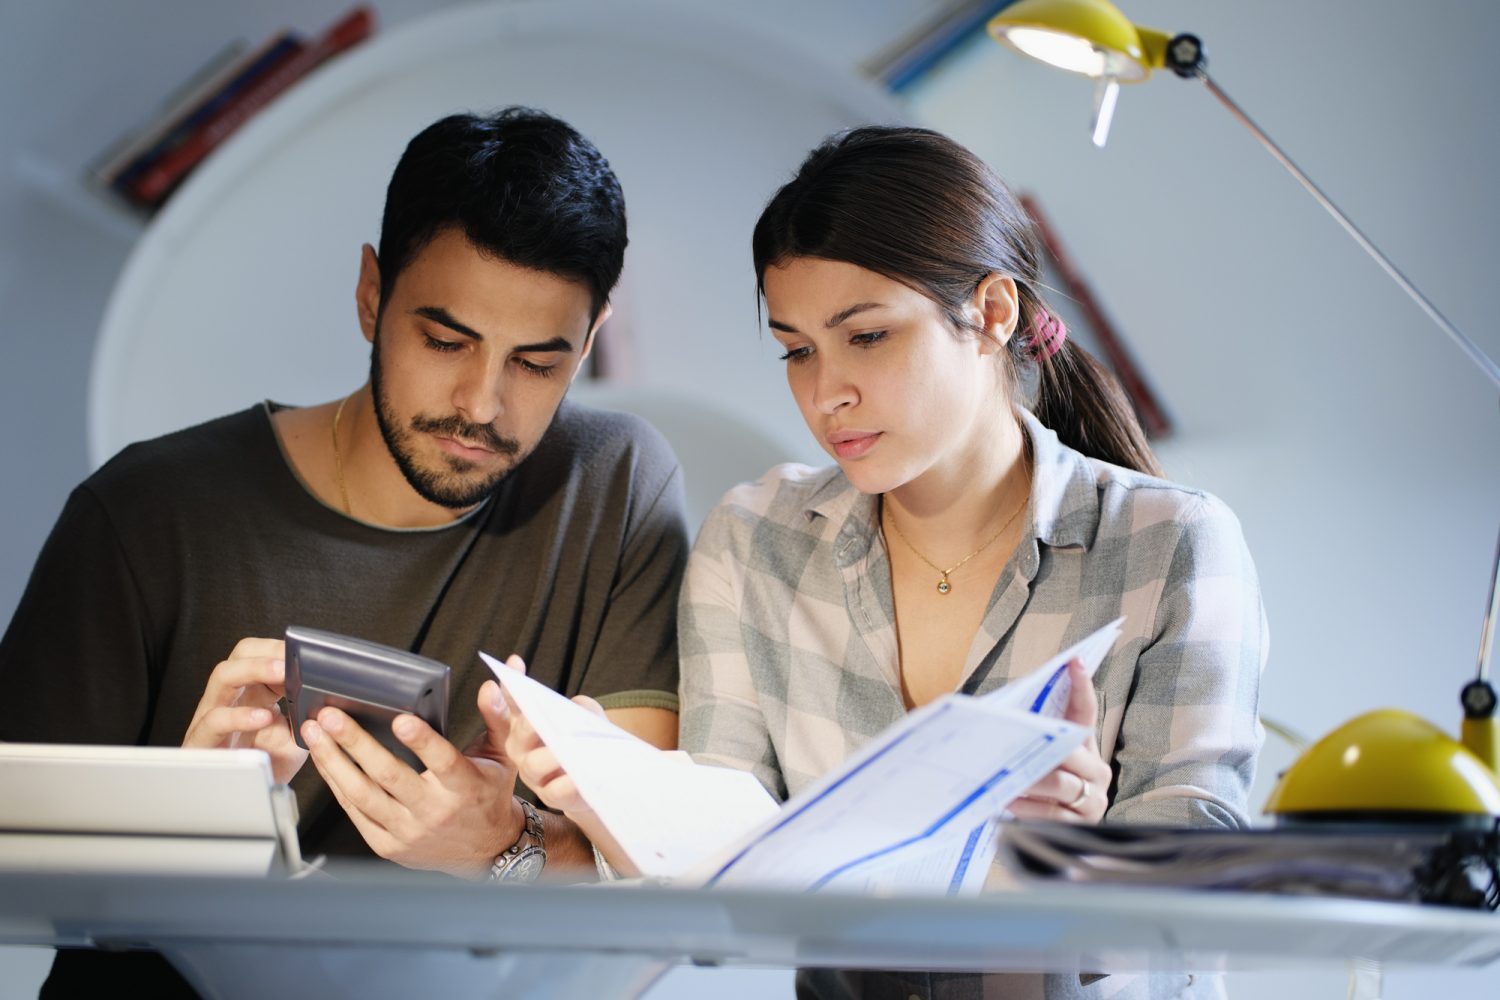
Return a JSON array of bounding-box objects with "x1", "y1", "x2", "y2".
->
[{"x1": 884, "y1": 488, "x2": 1028, "y2": 596}]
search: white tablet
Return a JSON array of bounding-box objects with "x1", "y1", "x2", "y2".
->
[{"x1": 0, "y1": 744, "x2": 302, "y2": 876}]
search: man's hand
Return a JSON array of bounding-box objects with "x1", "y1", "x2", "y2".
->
[
  {"x1": 301, "y1": 679, "x2": 525, "y2": 878},
  {"x1": 1009, "y1": 659, "x2": 1112, "y2": 824},
  {"x1": 183, "y1": 637, "x2": 307, "y2": 783}
]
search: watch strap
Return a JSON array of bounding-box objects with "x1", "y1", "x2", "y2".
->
[{"x1": 487, "y1": 798, "x2": 546, "y2": 882}]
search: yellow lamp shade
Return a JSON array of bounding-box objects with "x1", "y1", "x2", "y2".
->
[
  {"x1": 1265, "y1": 709, "x2": 1500, "y2": 821},
  {"x1": 988, "y1": 0, "x2": 1169, "y2": 82}
]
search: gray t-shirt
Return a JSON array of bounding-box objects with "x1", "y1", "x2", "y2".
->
[{"x1": 0, "y1": 399, "x2": 688, "y2": 858}]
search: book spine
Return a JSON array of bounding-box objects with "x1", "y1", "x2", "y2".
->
[
  {"x1": 129, "y1": 6, "x2": 376, "y2": 208},
  {"x1": 107, "y1": 34, "x2": 306, "y2": 197},
  {"x1": 89, "y1": 39, "x2": 251, "y2": 189}
]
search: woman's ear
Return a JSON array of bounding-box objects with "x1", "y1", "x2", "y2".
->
[{"x1": 972, "y1": 274, "x2": 1019, "y2": 354}]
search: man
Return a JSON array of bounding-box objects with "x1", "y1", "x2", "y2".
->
[{"x1": 0, "y1": 108, "x2": 686, "y2": 993}]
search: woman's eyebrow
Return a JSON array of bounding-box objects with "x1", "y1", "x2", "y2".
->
[{"x1": 768, "y1": 301, "x2": 887, "y2": 334}]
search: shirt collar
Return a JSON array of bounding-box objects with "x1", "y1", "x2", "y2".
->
[
  {"x1": 803, "y1": 409, "x2": 1102, "y2": 566},
  {"x1": 1021, "y1": 408, "x2": 1100, "y2": 552}
]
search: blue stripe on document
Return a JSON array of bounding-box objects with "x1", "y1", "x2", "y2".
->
[{"x1": 804, "y1": 732, "x2": 1057, "y2": 891}]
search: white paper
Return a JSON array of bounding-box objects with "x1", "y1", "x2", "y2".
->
[
  {"x1": 980, "y1": 617, "x2": 1123, "y2": 718},
  {"x1": 482, "y1": 654, "x2": 779, "y2": 878},
  {"x1": 484, "y1": 618, "x2": 1124, "y2": 894},
  {"x1": 820, "y1": 818, "x2": 1002, "y2": 897},
  {"x1": 695, "y1": 699, "x2": 1085, "y2": 891}
]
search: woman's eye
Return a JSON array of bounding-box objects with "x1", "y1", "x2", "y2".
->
[
  {"x1": 778, "y1": 346, "x2": 812, "y2": 364},
  {"x1": 422, "y1": 333, "x2": 462, "y2": 353},
  {"x1": 850, "y1": 330, "x2": 888, "y2": 348}
]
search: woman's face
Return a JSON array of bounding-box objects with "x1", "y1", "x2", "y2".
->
[{"x1": 762, "y1": 256, "x2": 1016, "y2": 495}]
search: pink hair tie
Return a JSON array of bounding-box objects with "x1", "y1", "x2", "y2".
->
[{"x1": 1028, "y1": 310, "x2": 1067, "y2": 360}]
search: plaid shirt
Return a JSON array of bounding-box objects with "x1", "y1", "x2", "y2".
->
[{"x1": 678, "y1": 411, "x2": 1266, "y2": 1000}]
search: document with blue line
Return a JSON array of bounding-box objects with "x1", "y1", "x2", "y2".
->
[{"x1": 486, "y1": 618, "x2": 1123, "y2": 893}]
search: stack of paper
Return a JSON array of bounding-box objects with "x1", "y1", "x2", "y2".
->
[
  {"x1": 486, "y1": 618, "x2": 1122, "y2": 894},
  {"x1": 995, "y1": 820, "x2": 1500, "y2": 910}
]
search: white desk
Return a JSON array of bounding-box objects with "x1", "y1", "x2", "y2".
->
[{"x1": 2, "y1": 869, "x2": 1496, "y2": 999}]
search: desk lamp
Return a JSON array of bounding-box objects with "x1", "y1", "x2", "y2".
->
[{"x1": 987, "y1": 0, "x2": 1500, "y2": 823}]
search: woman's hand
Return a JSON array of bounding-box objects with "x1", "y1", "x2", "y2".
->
[
  {"x1": 1009, "y1": 659, "x2": 1111, "y2": 824},
  {"x1": 492, "y1": 655, "x2": 640, "y2": 877}
]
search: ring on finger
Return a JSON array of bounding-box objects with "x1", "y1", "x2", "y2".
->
[{"x1": 1067, "y1": 775, "x2": 1091, "y2": 810}]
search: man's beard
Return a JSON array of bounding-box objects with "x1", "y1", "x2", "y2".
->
[{"x1": 370, "y1": 339, "x2": 526, "y2": 509}]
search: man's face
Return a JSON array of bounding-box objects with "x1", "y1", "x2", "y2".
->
[{"x1": 360, "y1": 228, "x2": 599, "y2": 509}]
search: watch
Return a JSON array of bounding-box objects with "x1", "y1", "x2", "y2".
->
[{"x1": 488, "y1": 798, "x2": 547, "y2": 882}]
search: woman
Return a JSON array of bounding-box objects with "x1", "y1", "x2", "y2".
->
[{"x1": 507, "y1": 126, "x2": 1267, "y2": 999}]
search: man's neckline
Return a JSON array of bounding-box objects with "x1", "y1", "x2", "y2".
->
[{"x1": 259, "y1": 400, "x2": 492, "y2": 534}]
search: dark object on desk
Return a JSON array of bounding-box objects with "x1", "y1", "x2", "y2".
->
[
  {"x1": 998, "y1": 820, "x2": 1500, "y2": 911},
  {"x1": 285, "y1": 626, "x2": 450, "y2": 771}
]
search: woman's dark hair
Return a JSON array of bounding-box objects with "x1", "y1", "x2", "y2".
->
[
  {"x1": 752, "y1": 125, "x2": 1161, "y2": 477},
  {"x1": 378, "y1": 107, "x2": 627, "y2": 318}
]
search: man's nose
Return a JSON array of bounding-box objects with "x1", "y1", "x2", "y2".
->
[{"x1": 452, "y1": 357, "x2": 506, "y2": 426}]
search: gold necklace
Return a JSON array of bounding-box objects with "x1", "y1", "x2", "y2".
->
[
  {"x1": 331, "y1": 393, "x2": 354, "y2": 515},
  {"x1": 884, "y1": 490, "x2": 1028, "y2": 596}
]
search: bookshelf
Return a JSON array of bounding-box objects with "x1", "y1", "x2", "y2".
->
[
  {"x1": 12, "y1": 152, "x2": 146, "y2": 245},
  {"x1": 12, "y1": 7, "x2": 377, "y2": 250}
]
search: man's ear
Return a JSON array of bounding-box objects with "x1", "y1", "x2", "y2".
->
[
  {"x1": 571, "y1": 301, "x2": 611, "y2": 381},
  {"x1": 356, "y1": 244, "x2": 382, "y2": 344},
  {"x1": 972, "y1": 273, "x2": 1019, "y2": 355}
]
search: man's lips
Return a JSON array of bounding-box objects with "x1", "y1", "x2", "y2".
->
[
  {"x1": 433, "y1": 435, "x2": 498, "y2": 461},
  {"x1": 827, "y1": 429, "x2": 881, "y2": 460}
]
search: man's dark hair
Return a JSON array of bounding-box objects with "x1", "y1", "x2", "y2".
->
[{"x1": 377, "y1": 107, "x2": 627, "y2": 317}]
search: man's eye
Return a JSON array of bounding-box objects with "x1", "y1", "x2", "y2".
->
[
  {"x1": 516, "y1": 358, "x2": 559, "y2": 378},
  {"x1": 423, "y1": 333, "x2": 462, "y2": 353}
]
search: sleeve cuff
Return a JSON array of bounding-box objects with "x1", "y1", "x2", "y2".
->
[{"x1": 593, "y1": 689, "x2": 679, "y2": 713}]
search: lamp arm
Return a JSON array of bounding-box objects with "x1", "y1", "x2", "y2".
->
[
  {"x1": 1477, "y1": 523, "x2": 1500, "y2": 685},
  {"x1": 1193, "y1": 69, "x2": 1500, "y2": 393},
  {"x1": 1177, "y1": 55, "x2": 1500, "y2": 765}
]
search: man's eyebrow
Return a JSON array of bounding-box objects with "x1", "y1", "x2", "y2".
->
[
  {"x1": 768, "y1": 301, "x2": 886, "y2": 335},
  {"x1": 414, "y1": 307, "x2": 574, "y2": 353},
  {"x1": 415, "y1": 306, "x2": 483, "y2": 341},
  {"x1": 513, "y1": 336, "x2": 575, "y2": 353}
]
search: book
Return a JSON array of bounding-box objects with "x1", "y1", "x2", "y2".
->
[
  {"x1": 88, "y1": 38, "x2": 253, "y2": 190},
  {"x1": 99, "y1": 33, "x2": 306, "y2": 203},
  {"x1": 127, "y1": 6, "x2": 376, "y2": 208},
  {"x1": 487, "y1": 618, "x2": 1124, "y2": 894}
]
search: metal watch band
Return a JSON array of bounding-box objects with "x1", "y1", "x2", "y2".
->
[{"x1": 487, "y1": 798, "x2": 546, "y2": 882}]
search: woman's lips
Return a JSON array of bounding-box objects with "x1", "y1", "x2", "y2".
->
[{"x1": 828, "y1": 430, "x2": 881, "y2": 460}]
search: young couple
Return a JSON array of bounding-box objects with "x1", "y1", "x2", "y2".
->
[{"x1": 1, "y1": 107, "x2": 1263, "y2": 998}]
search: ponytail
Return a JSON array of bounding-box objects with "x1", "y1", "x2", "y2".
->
[{"x1": 1025, "y1": 329, "x2": 1162, "y2": 477}]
